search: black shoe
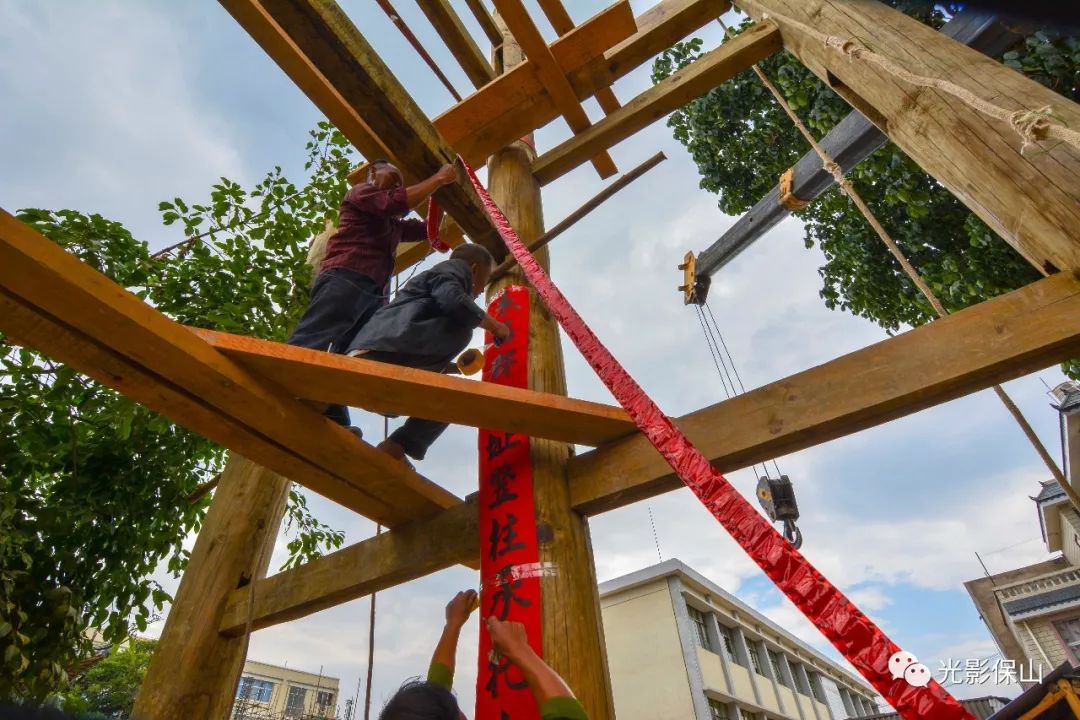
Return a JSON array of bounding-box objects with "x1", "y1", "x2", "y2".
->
[{"x1": 346, "y1": 426, "x2": 364, "y2": 440}]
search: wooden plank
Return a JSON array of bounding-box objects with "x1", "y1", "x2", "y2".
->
[
  {"x1": 695, "y1": 9, "x2": 1034, "y2": 280},
  {"x1": 417, "y1": 0, "x2": 496, "y2": 89},
  {"x1": 465, "y1": 0, "x2": 503, "y2": 47},
  {"x1": 0, "y1": 290, "x2": 402, "y2": 523},
  {"x1": 218, "y1": 0, "x2": 396, "y2": 167},
  {"x1": 219, "y1": 500, "x2": 479, "y2": 635},
  {"x1": 245, "y1": 0, "x2": 501, "y2": 252},
  {"x1": 133, "y1": 456, "x2": 289, "y2": 718},
  {"x1": 533, "y1": 22, "x2": 782, "y2": 184},
  {"x1": 536, "y1": 0, "x2": 622, "y2": 116},
  {"x1": 0, "y1": 209, "x2": 459, "y2": 526},
  {"x1": 740, "y1": 0, "x2": 1080, "y2": 276},
  {"x1": 492, "y1": 0, "x2": 618, "y2": 178},
  {"x1": 193, "y1": 329, "x2": 636, "y2": 446},
  {"x1": 568, "y1": 272, "x2": 1080, "y2": 514}
]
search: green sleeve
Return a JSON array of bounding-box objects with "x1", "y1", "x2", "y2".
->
[
  {"x1": 540, "y1": 697, "x2": 589, "y2": 720},
  {"x1": 427, "y1": 661, "x2": 454, "y2": 690}
]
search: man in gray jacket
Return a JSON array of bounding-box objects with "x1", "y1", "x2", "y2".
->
[{"x1": 347, "y1": 243, "x2": 510, "y2": 465}]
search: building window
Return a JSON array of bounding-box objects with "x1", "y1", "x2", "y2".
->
[
  {"x1": 748, "y1": 643, "x2": 764, "y2": 676},
  {"x1": 285, "y1": 686, "x2": 308, "y2": 717},
  {"x1": 688, "y1": 607, "x2": 712, "y2": 651},
  {"x1": 768, "y1": 650, "x2": 788, "y2": 687},
  {"x1": 236, "y1": 677, "x2": 274, "y2": 703},
  {"x1": 809, "y1": 672, "x2": 826, "y2": 702},
  {"x1": 315, "y1": 690, "x2": 334, "y2": 713},
  {"x1": 736, "y1": 708, "x2": 758, "y2": 720},
  {"x1": 708, "y1": 699, "x2": 729, "y2": 720},
  {"x1": 793, "y1": 664, "x2": 810, "y2": 694},
  {"x1": 717, "y1": 624, "x2": 740, "y2": 665},
  {"x1": 1055, "y1": 617, "x2": 1080, "y2": 657}
]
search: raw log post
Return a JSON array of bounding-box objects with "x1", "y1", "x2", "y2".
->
[
  {"x1": 483, "y1": 19, "x2": 615, "y2": 720},
  {"x1": 738, "y1": 0, "x2": 1080, "y2": 276},
  {"x1": 132, "y1": 456, "x2": 290, "y2": 719}
]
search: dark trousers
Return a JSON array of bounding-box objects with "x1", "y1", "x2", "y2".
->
[
  {"x1": 363, "y1": 350, "x2": 450, "y2": 461},
  {"x1": 288, "y1": 268, "x2": 382, "y2": 425}
]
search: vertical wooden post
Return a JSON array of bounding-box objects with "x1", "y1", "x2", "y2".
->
[
  {"x1": 132, "y1": 456, "x2": 290, "y2": 719},
  {"x1": 484, "y1": 18, "x2": 615, "y2": 720}
]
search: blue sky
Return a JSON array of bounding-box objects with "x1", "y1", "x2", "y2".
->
[{"x1": 0, "y1": 0, "x2": 1069, "y2": 714}]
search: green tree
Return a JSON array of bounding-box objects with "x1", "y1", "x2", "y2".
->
[
  {"x1": 59, "y1": 638, "x2": 157, "y2": 719},
  {"x1": 652, "y1": 7, "x2": 1078, "y2": 344},
  {"x1": 0, "y1": 122, "x2": 355, "y2": 700}
]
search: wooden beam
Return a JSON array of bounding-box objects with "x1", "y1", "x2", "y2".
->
[
  {"x1": 194, "y1": 328, "x2": 636, "y2": 445},
  {"x1": 695, "y1": 10, "x2": 1035, "y2": 280},
  {"x1": 0, "y1": 209, "x2": 459, "y2": 527},
  {"x1": 493, "y1": 0, "x2": 619, "y2": 178},
  {"x1": 464, "y1": 0, "x2": 503, "y2": 48},
  {"x1": 533, "y1": 22, "x2": 782, "y2": 184},
  {"x1": 740, "y1": 0, "x2": 1080, "y2": 276},
  {"x1": 134, "y1": 456, "x2": 290, "y2": 717},
  {"x1": 490, "y1": 151, "x2": 666, "y2": 283},
  {"x1": 243, "y1": 0, "x2": 501, "y2": 252},
  {"x1": 219, "y1": 500, "x2": 479, "y2": 635},
  {"x1": 569, "y1": 272, "x2": 1080, "y2": 514},
  {"x1": 417, "y1": 0, "x2": 496, "y2": 89},
  {"x1": 536, "y1": 0, "x2": 622, "y2": 117}
]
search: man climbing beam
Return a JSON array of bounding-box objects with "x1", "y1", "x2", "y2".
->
[{"x1": 287, "y1": 160, "x2": 458, "y2": 432}]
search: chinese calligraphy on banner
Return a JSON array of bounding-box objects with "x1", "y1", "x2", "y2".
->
[{"x1": 477, "y1": 286, "x2": 542, "y2": 720}]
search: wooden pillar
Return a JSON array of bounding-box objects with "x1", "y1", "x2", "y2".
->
[
  {"x1": 484, "y1": 19, "x2": 615, "y2": 720},
  {"x1": 739, "y1": 0, "x2": 1080, "y2": 276},
  {"x1": 132, "y1": 456, "x2": 290, "y2": 719}
]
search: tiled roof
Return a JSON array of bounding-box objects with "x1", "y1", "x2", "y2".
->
[
  {"x1": 1036, "y1": 481, "x2": 1065, "y2": 504},
  {"x1": 1003, "y1": 583, "x2": 1080, "y2": 617}
]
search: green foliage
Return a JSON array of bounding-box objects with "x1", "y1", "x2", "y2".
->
[
  {"x1": 0, "y1": 122, "x2": 352, "y2": 700},
  {"x1": 651, "y1": 12, "x2": 1078, "y2": 353},
  {"x1": 59, "y1": 638, "x2": 157, "y2": 719}
]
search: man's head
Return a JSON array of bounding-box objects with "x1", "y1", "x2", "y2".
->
[
  {"x1": 379, "y1": 679, "x2": 465, "y2": 720},
  {"x1": 368, "y1": 159, "x2": 404, "y2": 191},
  {"x1": 450, "y1": 244, "x2": 495, "y2": 297}
]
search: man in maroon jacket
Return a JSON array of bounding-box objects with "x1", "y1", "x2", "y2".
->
[{"x1": 288, "y1": 160, "x2": 458, "y2": 430}]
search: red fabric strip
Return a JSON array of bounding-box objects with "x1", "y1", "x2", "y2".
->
[
  {"x1": 426, "y1": 197, "x2": 451, "y2": 253},
  {"x1": 461, "y1": 160, "x2": 973, "y2": 720},
  {"x1": 477, "y1": 286, "x2": 543, "y2": 720}
]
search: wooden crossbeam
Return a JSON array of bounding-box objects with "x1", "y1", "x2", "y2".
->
[
  {"x1": 536, "y1": 0, "x2": 622, "y2": 116},
  {"x1": 194, "y1": 329, "x2": 636, "y2": 446},
  {"x1": 740, "y1": 0, "x2": 1080, "y2": 276},
  {"x1": 219, "y1": 500, "x2": 479, "y2": 635},
  {"x1": 533, "y1": 21, "x2": 782, "y2": 184},
  {"x1": 236, "y1": 0, "x2": 501, "y2": 252},
  {"x1": 465, "y1": 0, "x2": 502, "y2": 48},
  {"x1": 417, "y1": 0, "x2": 496, "y2": 89},
  {"x1": 568, "y1": 273, "x2": 1080, "y2": 514},
  {"x1": 346, "y1": 0, "x2": 723, "y2": 185},
  {"x1": 492, "y1": 0, "x2": 619, "y2": 178},
  {"x1": 0, "y1": 209, "x2": 460, "y2": 527}
]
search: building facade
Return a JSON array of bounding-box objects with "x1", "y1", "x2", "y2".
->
[
  {"x1": 232, "y1": 659, "x2": 339, "y2": 719},
  {"x1": 964, "y1": 381, "x2": 1080, "y2": 688},
  {"x1": 600, "y1": 560, "x2": 881, "y2": 720}
]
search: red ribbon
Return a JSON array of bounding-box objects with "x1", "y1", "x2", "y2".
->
[
  {"x1": 461, "y1": 159, "x2": 974, "y2": 720},
  {"x1": 426, "y1": 196, "x2": 451, "y2": 253}
]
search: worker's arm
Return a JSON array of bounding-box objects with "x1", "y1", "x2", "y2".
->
[
  {"x1": 427, "y1": 590, "x2": 478, "y2": 690},
  {"x1": 480, "y1": 313, "x2": 511, "y2": 342},
  {"x1": 487, "y1": 617, "x2": 589, "y2": 720},
  {"x1": 430, "y1": 264, "x2": 489, "y2": 328},
  {"x1": 406, "y1": 165, "x2": 458, "y2": 208}
]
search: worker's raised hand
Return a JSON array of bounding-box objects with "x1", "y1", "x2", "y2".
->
[
  {"x1": 492, "y1": 321, "x2": 511, "y2": 343},
  {"x1": 486, "y1": 617, "x2": 533, "y2": 663},
  {"x1": 445, "y1": 589, "x2": 479, "y2": 629},
  {"x1": 435, "y1": 163, "x2": 458, "y2": 187}
]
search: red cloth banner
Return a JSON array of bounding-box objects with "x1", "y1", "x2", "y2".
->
[
  {"x1": 477, "y1": 285, "x2": 542, "y2": 720},
  {"x1": 426, "y1": 197, "x2": 451, "y2": 253},
  {"x1": 461, "y1": 161, "x2": 974, "y2": 720}
]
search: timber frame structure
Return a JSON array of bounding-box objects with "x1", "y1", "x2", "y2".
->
[{"x1": 3, "y1": 1, "x2": 1080, "y2": 718}]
